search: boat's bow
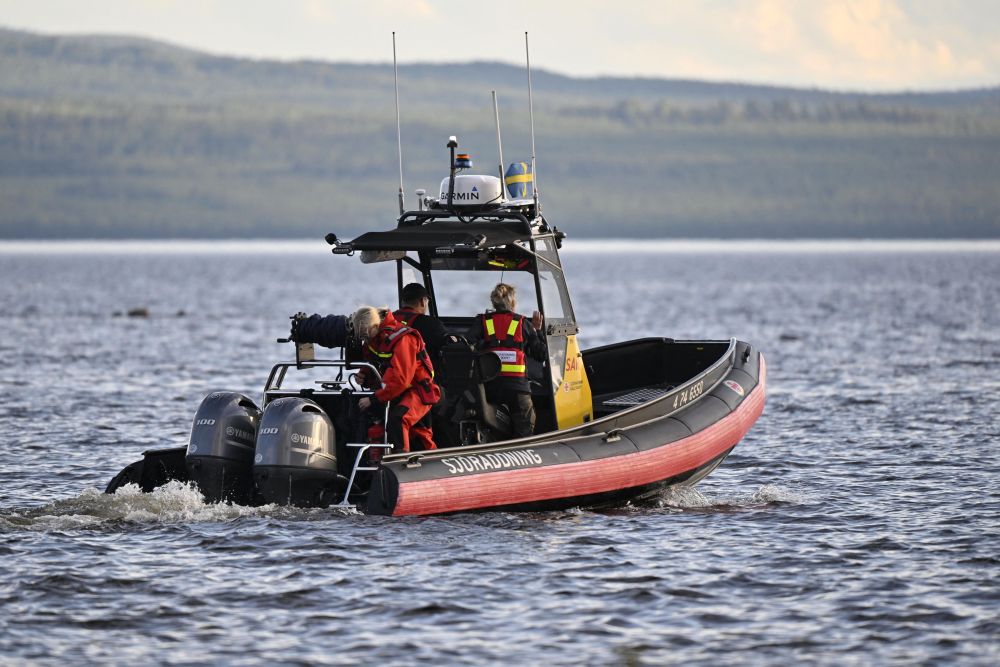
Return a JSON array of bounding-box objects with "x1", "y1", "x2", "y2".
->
[{"x1": 367, "y1": 341, "x2": 765, "y2": 516}]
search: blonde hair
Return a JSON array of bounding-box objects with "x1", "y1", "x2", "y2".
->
[
  {"x1": 351, "y1": 306, "x2": 388, "y2": 341},
  {"x1": 490, "y1": 283, "x2": 516, "y2": 311}
]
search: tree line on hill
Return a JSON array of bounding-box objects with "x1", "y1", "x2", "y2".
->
[{"x1": 1, "y1": 27, "x2": 998, "y2": 239}]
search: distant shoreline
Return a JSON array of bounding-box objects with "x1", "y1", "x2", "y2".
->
[{"x1": 3, "y1": 28, "x2": 999, "y2": 242}]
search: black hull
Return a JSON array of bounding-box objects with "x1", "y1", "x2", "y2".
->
[
  {"x1": 105, "y1": 446, "x2": 188, "y2": 494},
  {"x1": 186, "y1": 457, "x2": 254, "y2": 505},
  {"x1": 367, "y1": 340, "x2": 765, "y2": 516},
  {"x1": 253, "y1": 466, "x2": 346, "y2": 508},
  {"x1": 105, "y1": 340, "x2": 765, "y2": 517}
]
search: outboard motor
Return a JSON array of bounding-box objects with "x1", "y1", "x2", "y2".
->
[
  {"x1": 186, "y1": 392, "x2": 262, "y2": 504},
  {"x1": 253, "y1": 397, "x2": 341, "y2": 507}
]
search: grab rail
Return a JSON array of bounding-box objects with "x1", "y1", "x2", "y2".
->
[
  {"x1": 263, "y1": 359, "x2": 383, "y2": 400},
  {"x1": 262, "y1": 356, "x2": 392, "y2": 508},
  {"x1": 336, "y1": 438, "x2": 393, "y2": 508}
]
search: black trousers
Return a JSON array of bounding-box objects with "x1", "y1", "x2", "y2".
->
[{"x1": 487, "y1": 385, "x2": 536, "y2": 438}]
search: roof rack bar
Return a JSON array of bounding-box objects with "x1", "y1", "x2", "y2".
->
[{"x1": 397, "y1": 209, "x2": 532, "y2": 234}]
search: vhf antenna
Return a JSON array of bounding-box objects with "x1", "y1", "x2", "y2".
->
[
  {"x1": 393, "y1": 32, "x2": 405, "y2": 215},
  {"x1": 525, "y1": 32, "x2": 540, "y2": 213},
  {"x1": 492, "y1": 90, "x2": 505, "y2": 202}
]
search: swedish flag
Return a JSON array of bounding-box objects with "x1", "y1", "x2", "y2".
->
[{"x1": 504, "y1": 162, "x2": 533, "y2": 200}]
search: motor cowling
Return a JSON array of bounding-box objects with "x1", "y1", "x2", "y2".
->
[
  {"x1": 253, "y1": 397, "x2": 341, "y2": 507},
  {"x1": 186, "y1": 392, "x2": 261, "y2": 504}
]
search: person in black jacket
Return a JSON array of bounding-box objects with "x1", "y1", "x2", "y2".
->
[
  {"x1": 393, "y1": 282, "x2": 464, "y2": 447},
  {"x1": 393, "y1": 283, "x2": 448, "y2": 376},
  {"x1": 465, "y1": 283, "x2": 546, "y2": 438}
]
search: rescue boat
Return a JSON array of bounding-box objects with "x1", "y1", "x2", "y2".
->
[
  {"x1": 105, "y1": 42, "x2": 765, "y2": 515},
  {"x1": 105, "y1": 137, "x2": 765, "y2": 516}
]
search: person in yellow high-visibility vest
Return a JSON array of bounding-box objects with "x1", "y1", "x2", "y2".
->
[{"x1": 466, "y1": 283, "x2": 547, "y2": 437}]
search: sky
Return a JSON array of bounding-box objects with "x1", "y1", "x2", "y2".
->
[{"x1": 1, "y1": 0, "x2": 998, "y2": 91}]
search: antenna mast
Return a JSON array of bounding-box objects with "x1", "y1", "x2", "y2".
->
[
  {"x1": 524, "y1": 32, "x2": 539, "y2": 213},
  {"x1": 393, "y1": 32, "x2": 405, "y2": 215},
  {"x1": 491, "y1": 90, "x2": 505, "y2": 201}
]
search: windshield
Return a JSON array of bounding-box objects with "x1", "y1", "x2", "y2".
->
[
  {"x1": 427, "y1": 268, "x2": 538, "y2": 319},
  {"x1": 397, "y1": 239, "x2": 570, "y2": 322},
  {"x1": 533, "y1": 237, "x2": 574, "y2": 324}
]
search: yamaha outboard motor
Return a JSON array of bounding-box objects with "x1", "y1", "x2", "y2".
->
[
  {"x1": 253, "y1": 397, "x2": 341, "y2": 507},
  {"x1": 186, "y1": 392, "x2": 262, "y2": 504}
]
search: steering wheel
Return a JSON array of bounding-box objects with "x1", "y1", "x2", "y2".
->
[{"x1": 445, "y1": 334, "x2": 469, "y2": 346}]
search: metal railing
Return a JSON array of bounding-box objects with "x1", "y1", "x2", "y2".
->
[{"x1": 262, "y1": 353, "x2": 393, "y2": 507}]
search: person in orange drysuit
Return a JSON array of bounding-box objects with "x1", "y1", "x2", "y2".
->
[{"x1": 355, "y1": 307, "x2": 440, "y2": 454}]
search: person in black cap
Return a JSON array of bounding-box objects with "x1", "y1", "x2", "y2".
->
[
  {"x1": 394, "y1": 282, "x2": 464, "y2": 447},
  {"x1": 394, "y1": 283, "x2": 448, "y2": 375}
]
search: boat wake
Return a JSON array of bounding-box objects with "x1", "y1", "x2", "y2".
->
[
  {"x1": 0, "y1": 482, "x2": 359, "y2": 532},
  {"x1": 652, "y1": 483, "x2": 804, "y2": 511},
  {"x1": 1, "y1": 481, "x2": 800, "y2": 531}
]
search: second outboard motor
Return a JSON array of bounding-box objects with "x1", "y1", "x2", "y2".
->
[
  {"x1": 186, "y1": 392, "x2": 262, "y2": 504},
  {"x1": 253, "y1": 397, "x2": 341, "y2": 507}
]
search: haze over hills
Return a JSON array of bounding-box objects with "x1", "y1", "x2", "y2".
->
[{"x1": 2, "y1": 27, "x2": 999, "y2": 239}]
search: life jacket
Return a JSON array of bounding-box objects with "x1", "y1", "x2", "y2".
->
[
  {"x1": 368, "y1": 313, "x2": 441, "y2": 405},
  {"x1": 393, "y1": 307, "x2": 420, "y2": 327},
  {"x1": 479, "y1": 311, "x2": 527, "y2": 378}
]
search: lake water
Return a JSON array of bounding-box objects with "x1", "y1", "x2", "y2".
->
[{"x1": 1, "y1": 240, "x2": 998, "y2": 665}]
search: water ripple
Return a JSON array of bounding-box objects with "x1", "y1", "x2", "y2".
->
[{"x1": 1, "y1": 250, "x2": 998, "y2": 665}]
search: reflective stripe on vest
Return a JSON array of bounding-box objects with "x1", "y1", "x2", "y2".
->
[
  {"x1": 369, "y1": 324, "x2": 412, "y2": 370},
  {"x1": 387, "y1": 326, "x2": 410, "y2": 343},
  {"x1": 368, "y1": 344, "x2": 392, "y2": 360},
  {"x1": 481, "y1": 312, "x2": 527, "y2": 378},
  {"x1": 495, "y1": 351, "x2": 526, "y2": 375},
  {"x1": 484, "y1": 318, "x2": 519, "y2": 339}
]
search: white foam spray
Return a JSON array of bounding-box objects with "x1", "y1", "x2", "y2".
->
[
  {"x1": 0, "y1": 482, "x2": 358, "y2": 531},
  {"x1": 656, "y1": 483, "x2": 806, "y2": 510}
]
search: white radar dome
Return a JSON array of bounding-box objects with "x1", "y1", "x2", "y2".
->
[{"x1": 438, "y1": 174, "x2": 503, "y2": 209}]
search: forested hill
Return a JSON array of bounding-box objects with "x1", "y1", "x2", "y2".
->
[{"x1": 2, "y1": 27, "x2": 999, "y2": 239}]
